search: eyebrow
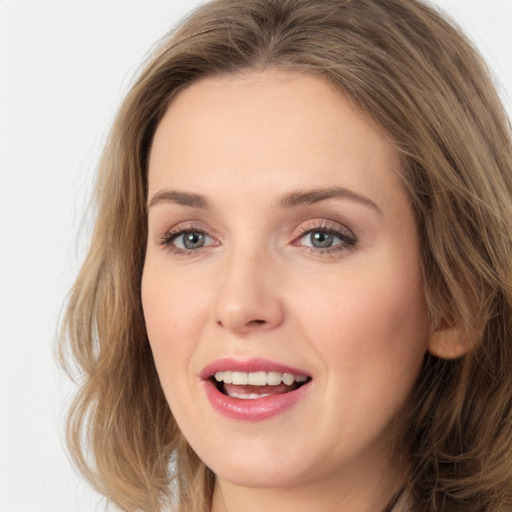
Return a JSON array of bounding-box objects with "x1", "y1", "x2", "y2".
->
[
  {"x1": 276, "y1": 187, "x2": 382, "y2": 214},
  {"x1": 147, "y1": 186, "x2": 381, "y2": 214},
  {"x1": 148, "y1": 190, "x2": 211, "y2": 210}
]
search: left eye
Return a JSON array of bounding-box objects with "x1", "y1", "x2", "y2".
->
[
  {"x1": 298, "y1": 230, "x2": 344, "y2": 249},
  {"x1": 172, "y1": 231, "x2": 213, "y2": 250}
]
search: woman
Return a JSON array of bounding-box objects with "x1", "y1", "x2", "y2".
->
[{"x1": 60, "y1": 0, "x2": 512, "y2": 510}]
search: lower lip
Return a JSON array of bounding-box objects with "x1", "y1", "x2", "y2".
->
[{"x1": 202, "y1": 379, "x2": 311, "y2": 421}]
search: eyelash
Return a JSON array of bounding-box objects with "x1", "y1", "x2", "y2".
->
[
  {"x1": 158, "y1": 220, "x2": 358, "y2": 256},
  {"x1": 158, "y1": 223, "x2": 214, "y2": 256},
  {"x1": 293, "y1": 220, "x2": 358, "y2": 255}
]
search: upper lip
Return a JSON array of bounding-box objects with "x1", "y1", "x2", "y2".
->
[{"x1": 200, "y1": 357, "x2": 311, "y2": 380}]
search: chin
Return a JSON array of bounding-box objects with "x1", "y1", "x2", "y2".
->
[
  {"x1": 212, "y1": 460, "x2": 309, "y2": 489},
  {"x1": 183, "y1": 434, "x2": 305, "y2": 488}
]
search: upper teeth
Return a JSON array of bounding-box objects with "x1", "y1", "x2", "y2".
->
[{"x1": 214, "y1": 371, "x2": 308, "y2": 386}]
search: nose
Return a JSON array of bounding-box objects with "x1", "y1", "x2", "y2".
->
[{"x1": 213, "y1": 247, "x2": 284, "y2": 334}]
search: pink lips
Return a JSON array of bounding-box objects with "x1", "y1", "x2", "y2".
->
[{"x1": 200, "y1": 358, "x2": 312, "y2": 421}]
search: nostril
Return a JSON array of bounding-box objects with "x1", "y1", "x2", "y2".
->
[
  {"x1": 216, "y1": 318, "x2": 267, "y2": 330},
  {"x1": 249, "y1": 319, "x2": 266, "y2": 326}
]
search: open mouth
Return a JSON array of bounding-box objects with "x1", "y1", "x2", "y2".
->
[{"x1": 210, "y1": 371, "x2": 312, "y2": 400}]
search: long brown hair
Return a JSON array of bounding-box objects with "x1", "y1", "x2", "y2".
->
[{"x1": 60, "y1": 0, "x2": 512, "y2": 510}]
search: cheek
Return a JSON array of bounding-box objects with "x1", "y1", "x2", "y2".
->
[
  {"x1": 141, "y1": 265, "x2": 209, "y2": 373},
  {"x1": 141, "y1": 267, "x2": 207, "y2": 432},
  {"x1": 293, "y1": 253, "x2": 429, "y2": 384}
]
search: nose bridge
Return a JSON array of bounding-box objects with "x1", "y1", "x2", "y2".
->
[{"x1": 213, "y1": 239, "x2": 284, "y2": 333}]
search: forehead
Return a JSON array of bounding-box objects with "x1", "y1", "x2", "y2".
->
[{"x1": 148, "y1": 70, "x2": 404, "y2": 213}]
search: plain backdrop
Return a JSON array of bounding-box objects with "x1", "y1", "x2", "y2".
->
[{"x1": 0, "y1": 1, "x2": 510, "y2": 511}]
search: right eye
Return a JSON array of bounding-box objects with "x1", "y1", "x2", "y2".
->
[{"x1": 167, "y1": 230, "x2": 214, "y2": 251}]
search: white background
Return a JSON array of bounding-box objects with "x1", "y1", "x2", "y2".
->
[{"x1": 0, "y1": 1, "x2": 510, "y2": 511}]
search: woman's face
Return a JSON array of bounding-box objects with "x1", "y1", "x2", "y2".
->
[{"x1": 142, "y1": 71, "x2": 430, "y2": 494}]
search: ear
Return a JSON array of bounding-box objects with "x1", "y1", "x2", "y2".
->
[{"x1": 427, "y1": 326, "x2": 470, "y2": 359}]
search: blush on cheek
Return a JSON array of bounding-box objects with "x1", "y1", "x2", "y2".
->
[
  {"x1": 330, "y1": 280, "x2": 426, "y2": 362},
  {"x1": 143, "y1": 268, "x2": 203, "y2": 338}
]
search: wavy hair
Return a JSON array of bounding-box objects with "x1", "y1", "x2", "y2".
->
[{"x1": 60, "y1": 0, "x2": 512, "y2": 510}]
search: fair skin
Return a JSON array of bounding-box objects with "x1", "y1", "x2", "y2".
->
[{"x1": 142, "y1": 70, "x2": 431, "y2": 512}]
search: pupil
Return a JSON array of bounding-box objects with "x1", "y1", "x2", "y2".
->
[
  {"x1": 311, "y1": 231, "x2": 333, "y2": 248},
  {"x1": 183, "y1": 232, "x2": 205, "y2": 249}
]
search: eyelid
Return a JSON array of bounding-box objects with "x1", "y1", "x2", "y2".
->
[
  {"x1": 292, "y1": 219, "x2": 358, "y2": 254},
  {"x1": 157, "y1": 221, "x2": 219, "y2": 253},
  {"x1": 294, "y1": 219, "x2": 356, "y2": 240}
]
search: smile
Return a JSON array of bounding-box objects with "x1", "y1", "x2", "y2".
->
[
  {"x1": 213, "y1": 371, "x2": 309, "y2": 399},
  {"x1": 201, "y1": 359, "x2": 312, "y2": 420}
]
